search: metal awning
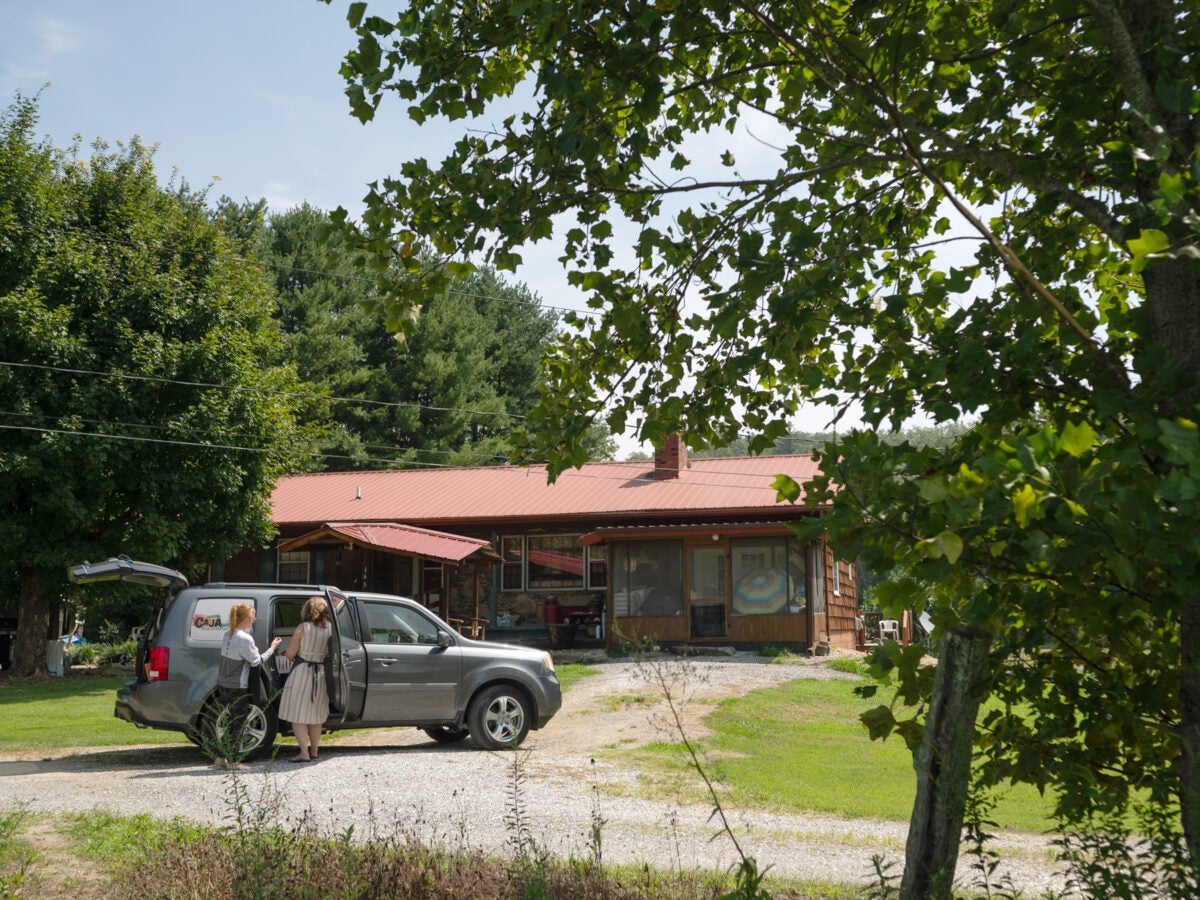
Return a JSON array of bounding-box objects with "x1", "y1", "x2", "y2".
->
[{"x1": 278, "y1": 522, "x2": 501, "y2": 567}]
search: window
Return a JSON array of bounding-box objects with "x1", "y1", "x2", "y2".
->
[
  {"x1": 587, "y1": 545, "x2": 608, "y2": 589},
  {"x1": 360, "y1": 601, "x2": 440, "y2": 645},
  {"x1": 811, "y1": 544, "x2": 826, "y2": 615},
  {"x1": 690, "y1": 548, "x2": 726, "y2": 600},
  {"x1": 611, "y1": 541, "x2": 684, "y2": 617},
  {"x1": 277, "y1": 550, "x2": 310, "y2": 584},
  {"x1": 528, "y1": 535, "x2": 585, "y2": 589},
  {"x1": 500, "y1": 534, "x2": 595, "y2": 591},
  {"x1": 731, "y1": 538, "x2": 790, "y2": 615},
  {"x1": 833, "y1": 560, "x2": 841, "y2": 595},
  {"x1": 501, "y1": 536, "x2": 523, "y2": 591}
]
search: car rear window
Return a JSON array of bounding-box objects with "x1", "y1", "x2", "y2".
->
[{"x1": 189, "y1": 596, "x2": 256, "y2": 645}]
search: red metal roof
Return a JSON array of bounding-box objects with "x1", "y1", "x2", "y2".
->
[
  {"x1": 278, "y1": 522, "x2": 498, "y2": 565},
  {"x1": 270, "y1": 455, "x2": 824, "y2": 529}
]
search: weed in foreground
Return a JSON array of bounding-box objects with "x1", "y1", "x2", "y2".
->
[
  {"x1": 631, "y1": 648, "x2": 776, "y2": 900},
  {"x1": 0, "y1": 803, "x2": 35, "y2": 899}
]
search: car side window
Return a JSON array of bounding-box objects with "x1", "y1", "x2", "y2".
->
[
  {"x1": 361, "y1": 601, "x2": 439, "y2": 645},
  {"x1": 331, "y1": 595, "x2": 357, "y2": 641}
]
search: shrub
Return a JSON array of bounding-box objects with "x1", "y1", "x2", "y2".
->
[
  {"x1": 68, "y1": 643, "x2": 100, "y2": 666},
  {"x1": 97, "y1": 641, "x2": 137, "y2": 666}
]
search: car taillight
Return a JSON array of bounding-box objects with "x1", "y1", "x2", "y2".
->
[{"x1": 146, "y1": 646, "x2": 169, "y2": 681}]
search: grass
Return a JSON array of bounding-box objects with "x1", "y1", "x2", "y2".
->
[
  {"x1": 0, "y1": 674, "x2": 188, "y2": 752},
  {"x1": 14, "y1": 806, "x2": 866, "y2": 900},
  {"x1": 615, "y1": 675, "x2": 1058, "y2": 834},
  {"x1": 555, "y1": 663, "x2": 598, "y2": 692},
  {"x1": 0, "y1": 664, "x2": 598, "y2": 755},
  {"x1": 0, "y1": 661, "x2": 1053, "y2": 834}
]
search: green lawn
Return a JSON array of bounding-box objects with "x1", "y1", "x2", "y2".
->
[
  {"x1": 0, "y1": 675, "x2": 188, "y2": 752},
  {"x1": 617, "y1": 675, "x2": 1058, "y2": 834},
  {"x1": 0, "y1": 664, "x2": 1056, "y2": 834}
]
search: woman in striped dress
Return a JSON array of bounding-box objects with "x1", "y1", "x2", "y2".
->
[{"x1": 278, "y1": 596, "x2": 332, "y2": 762}]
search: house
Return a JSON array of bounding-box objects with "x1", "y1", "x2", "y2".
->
[{"x1": 217, "y1": 435, "x2": 860, "y2": 652}]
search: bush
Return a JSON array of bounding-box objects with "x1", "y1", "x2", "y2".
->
[
  {"x1": 68, "y1": 643, "x2": 100, "y2": 666},
  {"x1": 97, "y1": 641, "x2": 137, "y2": 666}
]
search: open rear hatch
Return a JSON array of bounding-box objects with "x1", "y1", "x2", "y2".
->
[{"x1": 69, "y1": 556, "x2": 190, "y2": 681}]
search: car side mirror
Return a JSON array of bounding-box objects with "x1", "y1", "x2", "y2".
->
[{"x1": 437, "y1": 631, "x2": 452, "y2": 648}]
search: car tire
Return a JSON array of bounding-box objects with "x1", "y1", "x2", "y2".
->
[
  {"x1": 467, "y1": 685, "x2": 531, "y2": 750},
  {"x1": 422, "y1": 725, "x2": 471, "y2": 744},
  {"x1": 200, "y1": 698, "x2": 278, "y2": 762}
]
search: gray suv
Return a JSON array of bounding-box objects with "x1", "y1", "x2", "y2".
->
[{"x1": 70, "y1": 557, "x2": 562, "y2": 759}]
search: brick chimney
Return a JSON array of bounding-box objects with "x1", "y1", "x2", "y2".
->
[{"x1": 653, "y1": 433, "x2": 688, "y2": 480}]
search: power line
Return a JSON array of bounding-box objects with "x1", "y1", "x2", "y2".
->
[
  {"x1": 0, "y1": 422, "x2": 815, "y2": 492},
  {"x1": 0, "y1": 408, "x2": 516, "y2": 465},
  {"x1": 0, "y1": 360, "x2": 526, "y2": 421}
]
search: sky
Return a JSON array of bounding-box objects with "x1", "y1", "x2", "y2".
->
[
  {"x1": 0, "y1": 0, "x2": 586, "y2": 304},
  {"x1": 0, "y1": 0, "x2": 862, "y2": 455}
]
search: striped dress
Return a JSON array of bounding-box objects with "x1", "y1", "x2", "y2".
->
[{"x1": 277, "y1": 621, "x2": 331, "y2": 725}]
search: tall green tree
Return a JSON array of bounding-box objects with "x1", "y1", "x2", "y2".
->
[
  {"x1": 0, "y1": 97, "x2": 308, "y2": 677},
  {"x1": 327, "y1": 0, "x2": 1200, "y2": 890},
  {"x1": 252, "y1": 201, "x2": 611, "y2": 467}
]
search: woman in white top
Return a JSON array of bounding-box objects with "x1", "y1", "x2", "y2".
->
[
  {"x1": 278, "y1": 595, "x2": 332, "y2": 762},
  {"x1": 216, "y1": 603, "x2": 281, "y2": 768}
]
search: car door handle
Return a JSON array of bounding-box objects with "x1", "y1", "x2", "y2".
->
[{"x1": 374, "y1": 657, "x2": 398, "y2": 664}]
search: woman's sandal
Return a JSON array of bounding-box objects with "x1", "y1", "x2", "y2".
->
[{"x1": 288, "y1": 755, "x2": 312, "y2": 763}]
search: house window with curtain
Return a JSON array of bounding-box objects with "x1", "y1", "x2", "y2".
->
[{"x1": 730, "y1": 537, "x2": 791, "y2": 615}]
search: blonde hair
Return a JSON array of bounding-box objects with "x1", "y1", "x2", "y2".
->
[
  {"x1": 227, "y1": 602, "x2": 255, "y2": 636},
  {"x1": 301, "y1": 596, "x2": 331, "y2": 628}
]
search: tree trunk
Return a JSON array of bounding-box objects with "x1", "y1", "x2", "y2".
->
[
  {"x1": 10, "y1": 564, "x2": 49, "y2": 678},
  {"x1": 1180, "y1": 594, "x2": 1200, "y2": 872},
  {"x1": 901, "y1": 625, "x2": 993, "y2": 900},
  {"x1": 1143, "y1": 254, "x2": 1200, "y2": 874}
]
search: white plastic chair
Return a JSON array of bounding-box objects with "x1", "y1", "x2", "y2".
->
[{"x1": 879, "y1": 619, "x2": 900, "y2": 642}]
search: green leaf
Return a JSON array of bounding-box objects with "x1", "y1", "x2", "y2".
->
[
  {"x1": 936, "y1": 530, "x2": 964, "y2": 564},
  {"x1": 1128, "y1": 229, "x2": 1170, "y2": 273},
  {"x1": 1012, "y1": 483, "x2": 1041, "y2": 528},
  {"x1": 861, "y1": 705, "x2": 897, "y2": 742},
  {"x1": 1060, "y1": 420, "x2": 1096, "y2": 458},
  {"x1": 772, "y1": 473, "x2": 802, "y2": 503}
]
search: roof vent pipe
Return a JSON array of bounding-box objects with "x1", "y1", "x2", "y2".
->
[{"x1": 355, "y1": 486, "x2": 362, "y2": 500}]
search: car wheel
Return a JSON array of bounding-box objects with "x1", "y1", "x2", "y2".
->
[
  {"x1": 201, "y1": 699, "x2": 278, "y2": 762},
  {"x1": 467, "y1": 685, "x2": 531, "y2": 750},
  {"x1": 422, "y1": 725, "x2": 470, "y2": 744}
]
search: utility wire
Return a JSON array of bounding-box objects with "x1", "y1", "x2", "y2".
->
[
  {"x1": 0, "y1": 422, "x2": 815, "y2": 492},
  {"x1": 0, "y1": 408, "x2": 517, "y2": 464},
  {"x1": 0, "y1": 360, "x2": 526, "y2": 421}
]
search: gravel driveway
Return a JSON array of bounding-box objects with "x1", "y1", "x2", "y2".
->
[{"x1": 0, "y1": 653, "x2": 1071, "y2": 895}]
